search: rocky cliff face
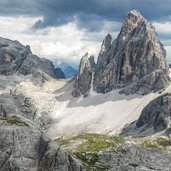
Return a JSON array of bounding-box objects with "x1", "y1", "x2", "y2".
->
[
  {"x1": 0, "y1": 37, "x2": 57, "y2": 79},
  {"x1": 0, "y1": 38, "x2": 31, "y2": 75},
  {"x1": 72, "y1": 53, "x2": 95, "y2": 97},
  {"x1": 94, "y1": 10, "x2": 170, "y2": 94},
  {"x1": 122, "y1": 93, "x2": 171, "y2": 136},
  {"x1": 19, "y1": 54, "x2": 57, "y2": 78},
  {"x1": 0, "y1": 115, "x2": 84, "y2": 171},
  {"x1": 73, "y1": 10, "x2": 170, "y2": 97}
]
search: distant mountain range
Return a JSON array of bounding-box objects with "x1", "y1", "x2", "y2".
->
[{"x1": 52, "y1": 58, "x2": 79, "y2": 78}]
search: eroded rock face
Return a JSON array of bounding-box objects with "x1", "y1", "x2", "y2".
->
[
  {"x1": 0, "y1": 38, "x2": 31, "y2": 75},
  {"x1": 18, "y1": 54, "x2": 57, "y2": 78},
  {"x1": 98, "y1": 143, "x2": 171, "y2": 171},
  {"x1": 0, "y1": 37, "x2": 58, "y2": 79},
  {"x1": 72, "y1": 10, "x2": 170, "y2": 97},
  {"x1": 0, "y1": 115, "x2": 84, "y2": 171},
  {"x1": 93, "y1": 10, "x2": 170, "y2": 94},
  {"x1": 122, "y1": 93, "x2": 171, "y2": 136},
  {"x1": 72, "y1": 53, "x2": 95, "y2": 97},
  {"x1": 119, "y1": 69, "x2": 170, "y2": 95}
]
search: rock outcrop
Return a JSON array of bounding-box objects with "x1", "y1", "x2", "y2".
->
[
  {"x1": 97, "y1": 143, "x2": 171, "y2": 171},
  {"x1": 72, "y1": 53, "x2": 95, "y2": 97},
  {"x1": 0, "y1": 38, "x2": 31, "y2": 75},
  {"x1": 122, "y1": 93, "x2": 171, "y2": 136},
  {"x1": 0, "y1": 37, "x2": 58, "y2": 79},
  {"x1": 0, "y1": 115, "x2": 84, "y2": 171},
  {"x1": 94, "y1": 10, "x2": 170, "y2": 94},
  {"x1": 18, "y1": 54, "x2": 57, "y2": 78},
  {"x1": 73, "y1": 10, "x2": 170, "y2": 97}
]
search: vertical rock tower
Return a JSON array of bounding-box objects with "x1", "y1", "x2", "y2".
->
[
  {"x1": 72, "y1": 53, "x2": 95, "y2": 97},
  {"x1": 73, "y1": 10, "x2": 170, "y2": 97}
]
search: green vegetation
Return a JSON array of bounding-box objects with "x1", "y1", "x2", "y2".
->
[
  {"x1": 55, "y1": 133, "x2": 171, "y2": 170},
  {"x1": 55, "y1": 133, "x2": 124, "y2": 170},
  {"x1": 55, "y1": 133, "x2": 124, "y2": 153},
  {"x1": 155, "y1": 137, "x2": 168, "y2": 144},
  {"x1": 0, "y1": 116, "x2": 28, "y2": 126},
  {"x1": 140, "y1": 140, "x2": 159, "y2": 149},
  {"x1": 140, "y1": 137, "x2": 171, "y2": 149}
]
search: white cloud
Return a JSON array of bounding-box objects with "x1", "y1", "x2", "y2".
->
[
  {"x1": 0, "y1": 16, "x2": 170, "y2": 63},
  {"x1": 165, "y1": 46, "x2": 171, "y2": 63},
  {"x1": 153, "y1": 21, "x2": 171, "y2": 35},
  {"x1": 0, "y1": 16, "x2": 103, "y2": 61}
]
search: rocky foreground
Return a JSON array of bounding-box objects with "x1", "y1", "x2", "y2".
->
[{"x1": 0, "y1": 115, "x2": 84, "y2": 171}]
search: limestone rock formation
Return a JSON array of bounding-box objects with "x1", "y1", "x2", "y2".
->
[
  {"x1": 122, "y1": 93, "x2": 171, "y2": 136},
  {"x1": 119, "y1": 69, "x2": 170, "y2": 95},
  {"x1": 97, "y1": 143, "x2": 171, "y2": 171},
  {"x1": 18, "y1": 54, "x2": 57, "y2": 78},
  {"x1": 0, "y1": 37, "x2": 58, "y2": 79},
  {"x1": 73, "y1": 10, "x2": 170, "y2": 97},
  {"x1": 72, "y1": 53, "x2": 95, "y2": 97},
  {"x1": 0, "y1": 37, "x2": 31, "y2": 75},
  {"x1": 94, "y1": 10, "x2": 170, "y2": 94},
  {"x1": 0, "y1": 115, "x2": 84, "y2": 171}
]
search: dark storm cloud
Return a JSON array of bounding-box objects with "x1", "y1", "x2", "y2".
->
[{"x1": 0, "y1": 0, "x2": 171, "y2": 31}]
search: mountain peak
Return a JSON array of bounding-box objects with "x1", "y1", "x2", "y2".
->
[
  {"x1": 72, "y1": 53, "x2": 95, "y2": 97},
  {"x1": 128, "y1": 10, "x2": 141, "y2": 16},
  {"x1": 78, "y1": 53, "x2": 90, "y2": 76},
  {"x1": 73, "y1": 10, "x2": 170, "y2": 97},
  {"x1": 125, "y1": 10, "x2": 144, "y2": 22},
  {"x1": 101, "y1": 33, "x2": 112, "y2": 53}
]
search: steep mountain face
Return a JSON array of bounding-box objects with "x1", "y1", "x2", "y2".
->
[
  {"x1": 73, "y1": 10, "x2": 170, "y2": 97},
  {"x1": 122, "y1": 93, "x2": 171, "y2": 136},
  {"x1": 54, "y1": 67, "x2": 65, "y2": 79},
  {"x1": 0, "y1": 37, "x2": 57, "y2": 79},
  {"x1": 72, "y1": 53, "x2": 95, "y2": 97},
  {"x1": 19, "y1": 54, "x2": 57, "y2": 78},
  {"x1": 0, "y1": 38, "x2": 31, "y2": 75},
  {"x1": 94, "y1": 10, "x2": 169, "y2": 94}
]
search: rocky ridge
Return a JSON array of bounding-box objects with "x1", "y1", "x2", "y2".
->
[
  {"x1": 122, "y1": 93, "x2": 171, "y2": 136},
  {"x1": 73, "y1": 10, "x2": 170, "y2": 97},
  {"x1": 0, "y1": 37, "x2": 65, "y2": 79},
  {"x1": 0, "y1": 38, "x2": 84, "y2": 170}
]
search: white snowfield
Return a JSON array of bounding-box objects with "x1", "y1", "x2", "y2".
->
[{"x1": 16, "y1": 72, "x2": 171, "y2": 139}]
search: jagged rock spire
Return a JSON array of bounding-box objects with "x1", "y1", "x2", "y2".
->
[
  {"x1": 72, "y1": 10, "x2": 170, "y2": 97},
  {"x1": 93, "y1": 9, "x2": 170, "y2": 94},
  {"x1": 72, "y1": 53, "x2": 95, "y2": 97}
]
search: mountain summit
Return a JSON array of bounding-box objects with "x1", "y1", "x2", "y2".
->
[{"x1": 73, "y1": 10, "x2": 170, "y2": 97}]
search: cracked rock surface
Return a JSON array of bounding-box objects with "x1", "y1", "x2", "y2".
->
[
  {"x1": 98, "y1": 143, "x2": 171, "y2": 171},
  {"x1": 0, "y1": 115, "x2": 84, "y2": 171}
]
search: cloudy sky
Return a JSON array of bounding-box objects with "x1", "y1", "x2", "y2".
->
[{"x1": 0, "y1": 0, "x2": 170, "y2": 62}]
